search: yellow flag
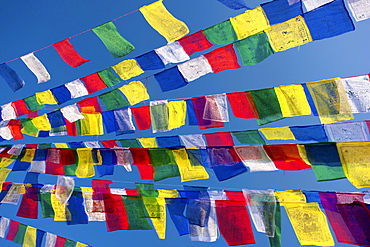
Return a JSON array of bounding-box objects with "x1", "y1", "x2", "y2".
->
[
  {"x1": 138, "y1": 137, "x2": 158, "y2": 148},
  {"x1": 167, "y1": 100, "x2": 186, "y2": 130},
  {"x1": 144, "y1": 196, "x2": 166, "y2": 239},
  {"x1": 35, "y1": 90, "x2": 58, "y2": 105},
  {"x1": 0, "y1": 168, "x2": 11, "y2": 192},
  {"x1": 51, "y1": 193, "x2": 71, "y2": 221},
  {"x1": 140, "y1": 0, "x2": 189, "y2": 42},
  {"x1": 53, "y1": 143, "x2": 69, "y2": 149},
  {"x1": 172, "y1": 148, "x2": 209, "y2": 182},
  {"x1": 31, "y1": 114, "x2": 51, "y2": 131},
  {"x1": 0, "y1": 157, "x2": 15, "y2": 168},
  {"x1": 306, "y1": 78, "x2": 353, "y2": 124},
  {"x1": 21, "y1": 149, "x2": 36, "y2": 162},
  {"x1": 230, "y1": 6, "x2": 270, "y2": 40},
  {"x1": 297, "y1": 144, "x2": 311, "y2": 165},
  {"x1": 80, "y1": 113, "x2": 104, "y2": 136},
  {"x1": 112, "y1": 59, "x2": 144, "y2": 80},
  {"x1": 119, "y1": 81, "x2": 149, "y2": 105},
  {"x1": 266, "y1": 16, "x2": 312, "y2": 52},
  {"x1": 75, "y1": 148, "x2": 95, "y2": 178},
  {"x1": 337, "y1": 142, "x2": 370, "y2": 188},
  {"x1": 259, "y1": 126, "x2": 296, "y2": 140},
  {"x1": 157, "y1": 189, "x2": 178, "y2": 198},
  {"x1": 275, "y1": 191, "x2": 334, "y2": 246},
  {"x1": 274, "y1": 84, "x2": 311, "y2": 117},
  {"x1": 22, "y1": 226, "x2": 37, "y2": 247},
  {"x1": 76, "y1": 243, "x2": 89, "y2": 247}
]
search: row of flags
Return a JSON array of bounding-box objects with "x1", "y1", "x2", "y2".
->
[
  {"x1": 2, "y1": 180, "x2": 370, "y2": 246},
  {"x1": 1, "y1": 139, "x2": 370, "y2": 186},
  {"x1": 0, "y1": 73, "x2": 368, "y2": 141}
]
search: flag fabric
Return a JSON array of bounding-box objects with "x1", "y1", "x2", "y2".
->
[
  {"x1": 20, "y1": 53, "x2": 50, "y2": 83},
  {"x1": 346, "y1": 0, "x2": 370, "y2": 21},
  {"x1": 341, "y1": 75, "x2": 370, "y2": 113},
  {"x1": 274, "y1": 84, "x2": 311, "y2": 117},
  {"x1": 0, "y1": 63, "x2": 24, "y2": 92},
  {"x1": 52, "y1": 38, "x2": 90, "y2": 67},
  {"x1": 154, "y1": 41, "x2": 189, "y2": 65},
  {"x1": 216, "y1": 0, "x2": 250, "y2": 10},
  {"x1": 154, "y1": 66, "x2": 188, "y2": 92},
  {"x1": 203, "y1": 20, "x2": 238, "y2": 45},
  {"x1": 261, "y1": 0, "x2": 303, "y2": 25},
  {"x1": 203, "y1": 44, "x2": 241, "y2": 73},
  {"x1": 177, "y1": 56, "x2": 213, "y2": 82},
  {"x1": 178, "y1": 30, "x2": 213, "y2": 55}
]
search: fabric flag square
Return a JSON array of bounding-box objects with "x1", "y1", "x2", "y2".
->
[
  {"x1": 80, "y1": 73, "x2": 108, "y2": 94},
  {"x1": 179, "y1": 134, "x2": 206, "y2": 147},
  {"x1": 20, "y1": 53, "x2": 50, "y2": 83},
  {"x1": 177, "y1": 55, "x2": 213, "y2": 82},
  {"x1": 235, "y1": 146, "x2": 278, "y2": 171},
  {"x1": 277, "y1": 193, "x2": 335, "y2": 246},
  {"x1": 0, "y1": 217, "x2": 10, "y2": 238},
  {"x1": 50, "y1": 85, "x2": 72, "y2": 105},
  {"x1": 304, "y1": 143, "x2": 345, "y2": 181},
  {"x1": 156, "y1": 136, "x2": 182, "y2": 147},
  {"x1": 112, "y1": 59, "x2": 144, "y2": 81},
  {"x1": 173, "y1": 149, "x2": 209, "y2": 182},
  {"x1": 341, "y1": 75, "x2": 370, "y2": 113},
  {"x1": 302, "y1": 0, "x2": 334, "y2": 12},
  {"x1": 77, "y1": 97, "x2": 102, "y2": 113},
  {"x1": 346, "y1": 0, "x2": 370, "y2": 21},
  {"x1": 216, "y1": 0, "x2": 250, "y2": 10},
  {"x1": 154, "y1": 66, "x2": 188, "y2": 92},
  {"x1": 290, "y1": 125, "x2": 328, "y2": 142},
  {"x1": 249, "y1": 88, "x2": 284, "y2": 125},
  {"x1": 261, "y1": 0, "x2": 303, "y2": 25},
  {"x1": 192, "y1": 97, "x2": 225, "y2": 129},
  {"x1": 1, "y1": 103, "x2": 16, "y2": 121},
  {"x1": 138, "y1": 137, "x2": 158, "y2": 148},
  {"x1": 203, "y1": 94, "x2": 229, "y2": 122},
  {"x1": 226, "y1": 92, "x2": 257, "y2": 119},
  {"x1": 113, "y1": 108, "x2": 136, "y2": 134},
  {"x1": 230, "y1": 6, "x2": 270, "y2": 40},
  {"x1": 234, "y1": 31, "x2": 274, "y2": 65},
  {"x1": 210, "y1": 148, "x2": 248, "y2": 181},
  {"x1": 204, "y1": 132, "x2": 235, "y2": 147},
  {"x1": 118, "y1": 81, "x2": 149, "y2": 105},
  {"x1": 215, "y1": 200, "x2": 256, "y2": 246},
  {"x1": 79, "y1": 113, "x2": 104, "y2": 136},
  {"x1": 178, "y1": 30, "x2": 213, "y2": 56},
  {"x1": 135, "y1": 51, "x2": 165, "y2": 70},
  {"x1": 154, "y1": 41, "x2": 190, "y2": 65},
  {"x1": 303, "y1": 0, "x2": 355, "y2": 40},
  {"x1": 8, "y1": 119, "x2": 23, "y2": 140},
  {"x1": 0, "y1": 63, "x2": 24, "y2": 92},
  {"x1": 61, "y1": 104, "x2": 84, "y2": 123},
  {"x1": 165, "y1": 198, "x2": 189, "y2": 235},
  {"x1": 97, "y1": 68, "x2": 122, "y2": 87},
  {"x1": 131, "y1": 106, "x2": 151, "y2": 130},
  {"x1": 231, "y1": 130, "x2": 266, "y2": 144},
  {"x1": 31, "y1": 114, "x2": 51, "y2": 131},
  {"x1": 150, "y1": 100, "x2": 169, "y2": 133},
  {"x1": 35, "y1": 90, "x2": 58, "y2": 105},
  {"x1": 325, "y1": 121, "x2": 369, "y2": 142},
  {"x1": 204, "y1": 44, "x2": 241, "y2": 73},
  {"x1": 11, "y1": 99, "x2": 30, "y2": 117},
  {"x1": 52, "y1": 38, "x2": 90, "y2": 67},
  {"x1": 139, "y1": 0, "x2": 189, "y2": 42},
  {"x1": 167, "y1": 100, "x2": 186, "y2": 130},
  {"x1": 264, "y1": 144, "x2": 311, "y2": 170},
  {"x1": 265, "y1": 16, "x2": 312, "y2": 52},
  {"x1": 274, "y1": 84, "x2": 311, "y2": 117},
  {"x1": 337, "y1": 142, "x2": 370, "y2": 188},
  {"x1": 92, "y1": 21, "x2": 135, "y2": 58},
  {"x1": 98, "y1": 89, "x2": 129, "y2": 111},
  {"x1": 306, "y1": 78, "x2": 354, "y2": 124},
  {"x1": 259, "y1": 126, "x2": 296, "y2": 140},
  {"x1": 65, "y1": 79, "x2": 89, "y2": 99},
  {"x1": 47, "y1": 110, "x2": 66, "y2": 128},
  {"x1": 203, "y1": 20, "x2": 237, "y2": 45},
  {"x1": 24, "y1": 95, "x2": 44, "y2": 111}
]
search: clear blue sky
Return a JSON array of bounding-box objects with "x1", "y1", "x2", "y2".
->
[{"x1": 0, "y1": 0, "x2": 369, "y2": 246}]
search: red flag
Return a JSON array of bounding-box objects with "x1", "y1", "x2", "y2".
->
[
  {"x1": 103, "y1": 193, "x2": 129, "y2": 231},
  {"x1": 204, "y1": 132, "x2": 235, "y2": 147},
  {"x1": 192, "y1": 96, "x2": 225, "y2": 129},
  {"x1": 224, "y1": 191, "x2": 246, "y2": 202},
  {"x1": 215, "y1": 200, "x2": 256, "y2": 246},
  {"x1": 7, "y1": 119, "x2": 24, "y2": 140},
  {"x1": 204, "y1": 44, "x2": 241, "y2": 73},
  {"x1": 100, "y1": 140, "x2": 119, "y2": 148},
  {"x1": 52, "y1": 38, "x2": 90, "y2": 67},
  {"x1": 16, "y1": 186, "x2": 38, "y2": 219},
  {"x1": 131, "y1": 106, "x2": 151, "y2": 130},
  {"x1": 5, "y1": 220, "x2": 19, "y2": 241},
  {"x1": 55, "y1": 236, "x2": 67, "y2": 247},
  {"x1": 263, "y1": 144, "x2": 311, "y2": 170},
  {"x1": 227, "y1": 92, "x2": 257, "y2": 119},
  {"x1": 130, "y1": 148, "x2": 153, "y2": 180},
  {"x1": 80, "y1": 73, "x2": 108, "y2": 94},
  {"x1": 178, "y1": 30, "x2": 213, "y2": 55},
  {"x1": 66, "y1": 120, "x2": 78, "y2": 136},
  {"x1": 12, "y1": 99, "x2": 30, "y2": 117},
  {"x1": 77, "y1": 97, "x2": 102, "y2": 113}
]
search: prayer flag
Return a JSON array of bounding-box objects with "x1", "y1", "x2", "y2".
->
[
  {"x1": 140, "y1": 0, "x2": 189, "y2": 42},
  {"x1": 80, "y1": 73, "x2": 108, "y2": 94},
  {"x1": 150, "y1": 100, "x2": 169, "y2": 133},
  {"x1": 11, "y1": 99, "x2": 30, "y2": 117},
  {"x1": 216, "y1": 0, "x2": 250, "y2": 10},
  {"x1": 118, "y1": 81, "x2": 149, "y2": 105},
  {"x1": 60, "y1": 104, "x2": 84, "y2": 123},
  {"x1": 155, "y1": 41, "x2": 189, "y2": 65},
  {"x1": 135, "y1": 51, "x2": 165, "y2": 70},
  {"x1": 261, "y1": 0, "x2": 303, "y2": 25},
  {"x1": 204, "y1": 132, "x2": 234, "y2": 147},
  {"x1": 177, "y1": 56, "x2": 213, "y2": 82},
  {"x1": 192, "y1": 97, "x2": 225, "y2": 129},
  {"x1": 173, "y1": 148, "x2": 209, "y2": 182},
  {"x1": 203, "y1": 94, "x2": 229, "y2": 122},
  {"x1": 97, "y1": 68, "x2": 122, "y2": 87},
  {"x1": 346, "y1": 0, "x2": 370, "y2": 21},
  {"x1": 79, "y1": 113, "x2": 103, "y2": 136},
  {"x1": 52, "y1": 38, "x2": 89, "y2": 67},
  {"x1": 259, "y1": 126, "x2": 296, "y2": 140},
  {"x1": 203, "y1": 20, "x2": 237, "y2": 45},
  {"x1": 112, "y1": 59, "x2": 144, "y2": 81},
  {"x1": 230, "y1": 6, "x2": 270, "y2": 40},
  {"x1": 265, "y1": 16, "x2": 312, "y2": 52},
  {"x1": 231, "y1": 130, "x2": 266, "y2": 144},
  {"x1": 341, "y1": 75, "x2": 370, "y2": 113},
  {"x1": 154, "y1": 66, "x2": 188, "y2": 92},
  {"x1": 131, "y1": 106, "x2": 151, "y2": 130},
  {"x1": 0, "y1": 63, "x2": 24, "y2": 92},
  {"x1": 178, "y1": 31, "x2": 213, "y2": 55},
  {"x1": 234, "y1": 146, "x2": 278, "y2": 172},
  {"x1": 98, "y1": 89, "x2": 129, "y2": 111},
  {"x1": 263, "y1": 144, "x2": 311, "y2": 170},
  {"x1": 77, "y1": 97, "x2": 102, "y2": 113},
  {"x1": 92, "y1": 21, "x2": 135, "y2": 58},
  {"x1": 50, "y1": 85, "x2": 72, "y2": 105},
  {"x1": 65, "y1": 79, "x2": 89, "y2": 99},
  {"x1": 22, "y1": 226, "x2": 37, "y2": 247},
  {"x1": 303, "y1": 0, "x2": 355, "y2": 40},
  {"x1": 274, "y1": 84, "x2": 311, "y2": 117},
  {"x1": 113, "y1": 108, "x2": 136, "y2": 134},
  {"x1": 20, "y1": 53, "x2": 50, "y2": 83},
  {"x1": 290, "y1": 124, "x2": 328, "y2": 142},
  {"x1": 35, "y1": 90, "x2": 58, "y2": 105},
  {"x1": 167, "y1": 100, "x2": 186, "y2": 130},
  {"x1": 226, "y1": 92, "x2": 257, "y2": 119},
  {"x1": 302, "y1": 0, "x2": 334, "y2": 12},
  {"x1": 325, "y1": 121, "x2": 368, "y2": 142},
  {"x1": 204, "y1": 44, "x2": 241, "y2": 73}
]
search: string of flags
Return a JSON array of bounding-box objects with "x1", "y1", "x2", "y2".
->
[{"x1": 2, "y1": 180, "x2": 370, "y2": 246}]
